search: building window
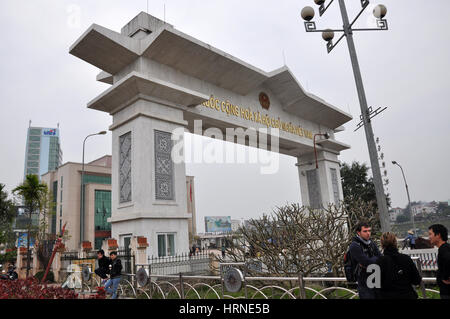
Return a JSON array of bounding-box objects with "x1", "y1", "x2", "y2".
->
[
  {"x1": 27, "y1": 168, "x2": 39, "y2": 174},
  {"x1": 94, "y1": 190, "x2": 112, "y2": 250},
  {"x1": 28, "y1": 142, "x2": 40, "y2": 149},
  {"x1": 157, "y1": 233, "x2": 175, "y2": 257},
  {"x1": 28, "y1": 149, "x2": 40, "y2": 155},
  {"x1": 60, "y1": 176, "x2": 63, "y2": 188},
  {"x1": 29, "y1": 128, "x2": 42, "y2": 136},
  {"x1": 83, "y1": 174, "x2": 111, "y2": 185},
  {"x1": 27, "y1": 161, "x2": 39, "y2": 168},
  {"x1": 29, "y1": 136, "x2": 41, "y2": 142},
  {"x1": 94, "y1": 190, "x2": 111, "y2": 231}
]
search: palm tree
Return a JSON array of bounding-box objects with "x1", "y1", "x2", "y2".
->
[{"x1": 13, "y1": 175, "x2": 47, "y2": 278}]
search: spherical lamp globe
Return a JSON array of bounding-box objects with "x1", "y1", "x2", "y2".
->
[{"x1": 301, "y1": 6, "x2": 315, "y2": 21}]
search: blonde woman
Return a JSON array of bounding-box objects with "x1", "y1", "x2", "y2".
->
[{"x1": 376, "y1": 232, "x2": 422, "y2": 299}]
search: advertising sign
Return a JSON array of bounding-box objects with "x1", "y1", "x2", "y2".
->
[
  {"x1": 17, "y1": 233, "x2": 35, "y2": 248},
  {"x1": 42, "y1": 128, "x2": 58, "y2": 136},
  {"x1": 205, "y1": 216, "x2": 232, "y2": 233}
]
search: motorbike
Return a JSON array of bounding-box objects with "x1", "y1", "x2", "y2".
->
[{"x1": 0, "y1": 266, "x2": 18, "y2": 280}]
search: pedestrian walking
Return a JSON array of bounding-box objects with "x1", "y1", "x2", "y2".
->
[
  {"x1": 403, "y1": 230, "x2": 416, "y2": 250},
  {"x1": 347, "y1": 221, "x2": 382, "y2": 299},
  {"x1": 428, "y1": 224, "x2": 450, "y2": 299},
  {"x1": 94, "y1": 249, "x2": 111, "y2": 286},
  {"x1": 104, "y1": 251, "x2": 122, "y2": 299},
  {"x1": 375, "y1": 232, "x2": 422, "y2": 299}
]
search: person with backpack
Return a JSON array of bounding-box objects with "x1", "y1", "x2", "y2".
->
[
  {"x1": 345, "y1": 221, "x2": 381, "y2": 299},
  {"x1": 375, "y1": 232, "x2": 422, "y2": 299}
]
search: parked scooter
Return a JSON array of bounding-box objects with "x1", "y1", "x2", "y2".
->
[{"x1": 0, "y1": 265, "x2": 18, "y2": 280}]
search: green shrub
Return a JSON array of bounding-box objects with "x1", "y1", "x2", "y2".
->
[{"x1": 34, "y1": 270, "x2": 54, "y2": 283}]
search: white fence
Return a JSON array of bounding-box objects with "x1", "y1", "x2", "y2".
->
[{"x1": 401, "y1": 248, "x2": 438, "y2": 271}]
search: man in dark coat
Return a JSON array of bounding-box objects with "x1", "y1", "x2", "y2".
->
[
  {"x1": 104, "y1": 251, "x2": 122, "y2": 299},
  {"x1": 428, "y1": 224, "x2": 450, "y2": 299},
  {"x1": 349, "y1": 221, "x2": 382, "y2": 299},
  {"x1": 94, "y1": 249, "x2": 111, "y2": 285},
  {"x1": 376, "y1": 232, "x2": 422, "y2": 299}
]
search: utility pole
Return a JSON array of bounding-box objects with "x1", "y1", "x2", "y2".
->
[{"x1": 301, "y1": 1, "x2": 391, "y2": 231}]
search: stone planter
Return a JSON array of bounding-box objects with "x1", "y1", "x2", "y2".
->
[
  {"x1": 137, "y1": 236, "x2": 149, "y2": 248},
  {"x1": 107, "y1": 239, "x2": 118, "y2": 250},
  {"x1": 82, "y1": 241, "x2": 92, "y2": 251}
]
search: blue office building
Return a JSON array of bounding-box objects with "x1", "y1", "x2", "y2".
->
[{"x1": 23, "y1": 126, "x2": 62, "y2": 179}]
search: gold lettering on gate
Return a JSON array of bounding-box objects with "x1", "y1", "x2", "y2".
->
[{"x1": 201, "y1": 95, "x2": 314, "y2": 140}]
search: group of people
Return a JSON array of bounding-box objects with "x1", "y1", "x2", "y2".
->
[
  {"x1": 94, "y1": 250, "x2": 123, "y2": 299},
  {"x1": 348, "y1": 222, "x2": 450, "y2": 299},
  {"x1": 91, "y1": 224, "x2": 450, "y2": 300}
]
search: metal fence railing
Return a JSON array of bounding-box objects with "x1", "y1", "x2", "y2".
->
[
  {"x1": 58, "y1": 257, "x2": 442, "y2": 299},
  {"x1": 95, "y1": 271, "x2": 440, "y2": 300},
  {"x1": 401, "y1": 248, "x2": 438, "y2": 271},
  {"x1": 147, "y1": 251, "x2": 211, "y2": 276},
  {"x1": 117, "y1": 247, "x2": 134, "y2": 275}
]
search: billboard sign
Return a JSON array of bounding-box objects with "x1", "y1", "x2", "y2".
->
[
  {"x1": 205, "y1": 216, "x2": 232, "y2": 233},
  {"x1": 17, "y1": 232, "x2": 35, "y2": 248}
]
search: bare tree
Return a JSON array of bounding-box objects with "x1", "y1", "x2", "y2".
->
[{"x1": 217, "y1": 200, "x2": 380, "y2": 277}]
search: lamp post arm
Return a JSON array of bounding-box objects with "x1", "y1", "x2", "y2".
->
[
  {"x1": 395, "y1": 162, "x2": 415, "y2": 233},
  {"x1": 349, "y1": 0, "x2": 370, "y2": 29},
  {"x1": 319, "y1": 0, "x2": 335, "y2": 17},
  {"x1": 80, "y1": 133, "x2": 100, "y2": 245}
]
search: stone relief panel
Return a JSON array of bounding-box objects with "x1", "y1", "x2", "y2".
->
[
  {"x1": 330, "y1": 168, "x2": 340, "y2": 205},
  {"x1": 155, "y1": 130, "x2": 174, "y2": 200},
  {"x1": 119, "y1": 132, "x2": 132, "y2": 203},
  {"x1": 306, "y1": 169, "x2": 322, "y2": 209}
]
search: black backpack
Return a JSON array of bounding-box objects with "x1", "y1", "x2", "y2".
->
[{"x1": 343, "y1": 243, "x2": 360, "y2": 283}]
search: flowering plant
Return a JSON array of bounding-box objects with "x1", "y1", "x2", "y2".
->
[{"x1": 0, "y1": 278, "x2": 78, "y2": 299}]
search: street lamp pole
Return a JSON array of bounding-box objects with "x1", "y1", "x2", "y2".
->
[
  {"x1": 338, "y1": 0, "x2": 390, "y2": 233},
  {"x1": 301, "y1": 1, "x2": 390, "y2": 232},
  {"x1": 80, "y1": 131, "x2": 107, "y2": 246},
  {"x1": 392, "y1": 161, "x2": 415, "y2": 234}
]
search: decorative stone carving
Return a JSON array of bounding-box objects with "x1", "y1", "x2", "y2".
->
[
  {"x1": 119, "y1": 132, "x2": 132, "y2": 203},
  {"x1": 330, "y1": 168, "x2": 340, "y2": 205},
  {"x1": 306, "y1": 169, "x2": 322, "y2": 209},
  {"x1": 154, "y1": 130, "x2": 174, "y2": 200}
]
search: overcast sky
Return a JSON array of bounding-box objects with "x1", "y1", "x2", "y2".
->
[{"x1": 1, "y1": 0, "x2": 449, "y2": 233}]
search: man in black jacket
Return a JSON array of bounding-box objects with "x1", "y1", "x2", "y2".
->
[
  {"x1": 428, "y1": 224, "x2": 450, "y2": 299},
  {"x1": 94, "y1": 250, "x2": 111, "y2": 285},
  {"x1": 376, "y1": 232, "x2": 422, "y2": 299},
  {"x1": 104, "y1": 251, "x2": 122, "y2": 299},
  {"x1": 349, "y1": 221, "x2": 381, "y2": 299}
]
